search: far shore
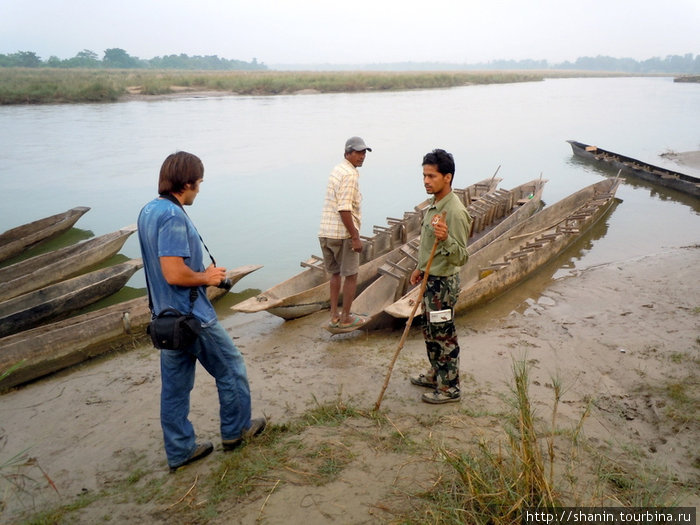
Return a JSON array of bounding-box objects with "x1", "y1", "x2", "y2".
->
[{"x1": 0, "y1": 68, "x2": 678, "y2": 105}]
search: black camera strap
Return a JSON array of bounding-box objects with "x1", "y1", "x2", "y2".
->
[
  {"x1": 144, "y1": 193, "x2": 220, "y2": 316},
  {"x1": 160, "y1": 193, "x2": 217, "y2": 267}
]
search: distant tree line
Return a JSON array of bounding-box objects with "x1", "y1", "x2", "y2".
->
[
  {"x1": 474, "y1": 54, "x2": 700, "y2": 74},
  {"x1": 1, "y1": 49, "x2": 698, "y2": 73},
  {"x1": 316, "y1": 54, "x2": 700, "y2": 74},
  {"x1": 555, "y1": 53, "x2": 699, "y2": 73},
  {"x1": 0, "y1": 48, "x2": 267, "y2": 70}
]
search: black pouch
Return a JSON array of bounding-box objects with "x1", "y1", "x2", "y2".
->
[{"x1": 147, "y1": 308, "x2": 201, "y2": 350}]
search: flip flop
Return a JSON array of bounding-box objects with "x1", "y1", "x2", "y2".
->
[
  {"x1": 338, "y1": 314, "x2": 367, "y2": 330},
  {"x1": 328, "y1": 318, "x2": 341, "y2": 329}
]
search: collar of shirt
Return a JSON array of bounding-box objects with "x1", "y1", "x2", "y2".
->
[
  {"x1": 428, "y1": 190, "x2": 456, "y2": 212},
  {"x1": 341, "y1": 158, "x2": 360, "y2": 174}
]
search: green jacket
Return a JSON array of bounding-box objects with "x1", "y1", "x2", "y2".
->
[{"x1": 417, "y1": 191, "x2": 472, "y2": 276}]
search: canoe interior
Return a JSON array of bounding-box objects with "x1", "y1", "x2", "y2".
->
[
  {"x1": 454, "y1": 178, "x2": 621, "y2": 312},
  {"x1": 0, "y1": 206, "x2": 91, "y2": 262},
  {"x1": 385, "y1": 178, "x2": 621, "y2": 318},
  {"x1": 353, "y1": 178, "x2": 546, "y2": 330}
]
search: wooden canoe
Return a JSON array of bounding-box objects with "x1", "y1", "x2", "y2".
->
[
  {"x1": 232, "y1": 177, "x2": 502, "y2": 319},
  {"x1": 0, "y1": 225, "x2": 137, "y2": 302},
  {"x1": 0, "y1": 259, "x2": 143, "y2": 338},
  {"x1": 0, "y1": 264, "x2": 262, "y2": 390},
  {"x1": 0, "y1": 206, "x2": 91, "y2": 263},
  {"x1": 567, "y1": 140, "x2": 700, "y2": 198},
  {"x1": 385, "y1": 177, "x2": 621, "y2": 319},
  {"x1": 346, "y1": 178, "x2": 547, "y2": 332}
]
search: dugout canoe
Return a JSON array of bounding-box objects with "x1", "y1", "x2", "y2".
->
[
  {"x1": 0, "y1": 206, "x2": 90, "y2": 263},
  {"x1": 232, "y1": 177, "x2": 501, "y2": 320},
  {"x1": 0, "y1": 225, "x2": 137, "y2": 302},
  {"x1": 345, "y1": 178, "x2": 547, "y2": 332},
  {"x1": 385, "y1": 177, "x2": 621, "y2": 319},
  {"x1": 567, "y1": 140, "x2": 699, "y2": 198},
  {"x1": 0, "y1": 264, "x2": 262, "y2": 390},
  {"x1": 0, "y1": 259, "x2": 143, "y2": 338}
]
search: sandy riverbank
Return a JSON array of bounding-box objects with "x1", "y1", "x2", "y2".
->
[
  {"x1": 1, "y1": 241, "x2": 697, "y2": 522},
  {"x1": 660, "y1": 150, "x2": 700, "y2": 171}
]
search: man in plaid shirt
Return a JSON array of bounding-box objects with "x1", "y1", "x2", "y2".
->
[{"x1": 318, "y1": 136, "x2": 372, "y2": 331}]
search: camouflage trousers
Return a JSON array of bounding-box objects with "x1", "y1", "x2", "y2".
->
[{"x1": 421, "y1": 273, "x2": 461, "y2": 392}]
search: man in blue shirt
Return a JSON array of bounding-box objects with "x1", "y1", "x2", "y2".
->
[{"x1": 138, "y1": 151, "x2": 265, "y2": 471}]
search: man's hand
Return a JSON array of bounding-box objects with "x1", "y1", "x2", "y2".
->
[
  {"x1": 409, "y1": 268, "x2": 423, "y2": 286},
  {"x1": 339, "y1": 210, "x2": 362, "y2": 252},
  {"x1": 161, "y1": 257, "x2": 226, "y2": 287},
  {"x1": 203, "y1": 263, "x2": 227, "y2": 286},
  {"x1": 432, "y1": 214, "x2": 448, "y2": 241}
]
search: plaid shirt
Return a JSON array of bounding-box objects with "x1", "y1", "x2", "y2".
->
[{"x1": 318, "y1": 159, "x2": 362, "y2": 239}]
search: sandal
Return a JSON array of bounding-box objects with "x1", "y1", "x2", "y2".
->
[{"x1": 338, "y1": 314, "x2": 367, "y2": 330}]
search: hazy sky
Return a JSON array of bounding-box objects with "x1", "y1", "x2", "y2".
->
[{"x1": 2, "y1": 0, "x2": 698, "y2": 65}]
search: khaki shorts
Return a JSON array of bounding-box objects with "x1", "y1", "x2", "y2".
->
[{"x1": 319, "y1": 237, "x2": 359, "y2": 277}]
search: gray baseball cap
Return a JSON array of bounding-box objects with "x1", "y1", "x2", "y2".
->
[{"x1": 345, "y1": 136, "x2": 372, "y2": 153}]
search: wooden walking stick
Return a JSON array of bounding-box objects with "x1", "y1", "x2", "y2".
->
[{"x1": 374, "y1": 212, "x2": 445, "y2": 412}]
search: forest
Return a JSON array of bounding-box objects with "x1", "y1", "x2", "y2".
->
[
  {"x1": 0, "y1": 48, "x2": 267, "y2": 70},
  {"x1": 1, "y1": 48, "x2": 698, "y2": 73}
]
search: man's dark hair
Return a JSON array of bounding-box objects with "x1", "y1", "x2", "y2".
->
[
  {"x1": 422, "y1": 149, "x2": 455, "y2": 184},
  {"x1": 158, "y1": 151, "x2": 204, "y2": 195}
]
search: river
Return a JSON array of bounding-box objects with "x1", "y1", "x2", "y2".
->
[{"x1": 0, "y1": 76, "x2": 698, "y2": 314}]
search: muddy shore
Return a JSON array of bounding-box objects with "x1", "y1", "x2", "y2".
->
[{"x1": 1, "y1": 249, "x2": 697, "y2": 521}]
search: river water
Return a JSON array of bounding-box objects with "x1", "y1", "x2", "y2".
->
[{"x1": 1, "y1": 77, "x2": 698, "y2": 314}]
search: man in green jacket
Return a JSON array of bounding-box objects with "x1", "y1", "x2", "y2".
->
[{"x1": 408, "y1": 149, "x2": 472, "y2": 404}]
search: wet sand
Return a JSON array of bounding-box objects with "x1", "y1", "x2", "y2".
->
[
  {"x1": 660, "y1": 150, "x2": 700, "y2": 171},
  {"x1": 1, "y1": 243, "x2": 697, "y2": 521}
]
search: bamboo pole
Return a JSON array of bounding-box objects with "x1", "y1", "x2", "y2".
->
[{"x1": 374, "y1": 213, "x2": 445, "y2": 411}]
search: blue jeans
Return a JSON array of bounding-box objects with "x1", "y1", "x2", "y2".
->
[{"x1": 159, "y1": 320, "x2": 251, "y2": 467}]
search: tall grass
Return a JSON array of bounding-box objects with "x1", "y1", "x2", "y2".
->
[
  {"x1": 409, "y1": 357, "x2": 689, "y2": 524},
  {"x1": 422, "y1": 359, "x2": 560, "y2": 524},
  {"x1": 0, "y1": 69, "x2": 123, "y2": 103},
  {"x1": 0, "y1": 68, "x2": 546, "y2": 104}
]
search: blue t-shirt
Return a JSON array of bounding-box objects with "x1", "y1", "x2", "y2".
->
[{"x1": 137, "y1": 197, "x2": 217, "y2": 325}]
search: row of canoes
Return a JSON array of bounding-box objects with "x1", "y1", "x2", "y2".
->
[
  {"x1": 1, "y1": 162, "x2": 626, "y2": 387},
  {"x1": 0, "y1": 210, "x2": 144, "y2": 340},
  {"x1": 0, "y1": 264, "x2": 261, "y2": 390},
  {"x1": 0, "y1": 207, "x2": 261, "y2": 390},
  {"x1": 0, "y1": 224, "x2": 137, "y2": 302},
  {"x1": 232, "y1": 176, "x2": 622, "y2": 331},
  {"x1": 0, "y1": 258, "x2": 144, "y2": 339}
]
